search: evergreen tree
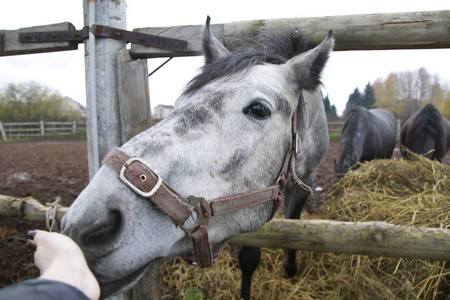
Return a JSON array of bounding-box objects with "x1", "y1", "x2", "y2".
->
[
  {"x1": 362, "y1": 82, "x2": 376, "y2": 108},
  {"x1": 344, "y1": 87, "x2": 362, "y2": 115},
  {"x1": 323, "y1": 94, "x2": 332, "y2": 112},
  {"x1": 322, "y1": 94, "x2": 338, "y2": 120}
]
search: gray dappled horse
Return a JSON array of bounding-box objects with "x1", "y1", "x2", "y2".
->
[
  {"x1": 62, "y1": 17, "x2": 333, "y2": 299},
  {"x1": 335, "y1": 106, "x2": 396, "y2": 178}
]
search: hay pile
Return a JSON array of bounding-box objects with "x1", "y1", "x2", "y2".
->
[{"x1": 161, "y1": 153, "x2": 449, "y2": 299}]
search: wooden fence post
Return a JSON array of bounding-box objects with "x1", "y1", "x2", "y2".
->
[
  {"x1": 116, "y1": 49, "x2": 152, "y2": 143},
  {"x1": 72, "y1": 121, "x2": 77, "y2": 135}
]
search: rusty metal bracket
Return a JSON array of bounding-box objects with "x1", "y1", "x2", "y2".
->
[
  {"x1": 19, "y1": 25, "x2": 187, "y2": 52},
  {"x1": 92, "y1": 25, "x2": 187, "y2": 52},
  {"x1": 19, "y1": 27, "x2": 88, "y2": 44}
]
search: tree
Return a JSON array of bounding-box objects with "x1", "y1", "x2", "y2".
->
[
  {"x1": 322, "y1": 94, "x2": 338, "y2": 120},
  {"x1": 0, "y1": 81, "x2": 83, "y2": 122},
  {"x1": 372, "y1": 73, "x2": 405, "y2": 117},
  {"x1": 343, "y1": 88, "x2": 362, "y2": 115},
  {"x1": 372, "y1": 68, "x2": 450, "y2": 119},
  {"x1": 440, "y1": 91, "x2": 450, "y2": 119},
  {"x1": 418, "y1": 67, "x2": 431, "y2": 101},
  {"x1": 362, "y1": 82, "x2": 376, "y2": 108}
]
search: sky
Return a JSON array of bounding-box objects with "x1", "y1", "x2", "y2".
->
[{"x1": 0, "y1": 0, "x2": 449, "y2": 116}]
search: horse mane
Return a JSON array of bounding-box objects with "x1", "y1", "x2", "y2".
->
[
  {"x1": 409, "y1": 103, "x2": 445, "y2": 158},
  {"x1": 413, "y1": 104, "x2": 441, "y2": 127},
  {"x1": 410, "y1": 104, "x2": 442, "y2": 136},
  {"x1": 184, "y1": 29, "x2": 315, "y2": 95},
  {"x1": 341, "y1": 106, "x2": 365, "y2": 139}
]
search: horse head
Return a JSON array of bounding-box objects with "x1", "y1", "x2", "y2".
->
[
  {"x1": 62, "y1": 17, "x2": 333, "y2": 298},
  {"x1": 335, "y1": 154, "x2": 358, "y2": 178}
]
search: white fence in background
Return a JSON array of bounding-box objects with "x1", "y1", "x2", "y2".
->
[
  {"x1": 327, "y1": 122, "x2": 343, "y2": 139},
  {"x1": 0, "y1": 120, "x2": 400, "y2": 142},
  {"x1": 0, "y1": 121, "x2": 86, "y2": 141}
]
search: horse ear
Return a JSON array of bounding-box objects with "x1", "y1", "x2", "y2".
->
[
  {"x1": 202, "y1": 16, "x2": 230, "y2": 64},
  {"x1": 283, "y1": 31, "x2": 334, "y2": 91}
]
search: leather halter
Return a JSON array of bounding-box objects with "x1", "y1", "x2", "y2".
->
[{"x1": 102, "y1": 110, "x2": 311, "y2": 268}]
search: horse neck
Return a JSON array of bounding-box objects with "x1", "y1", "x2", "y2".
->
[
  {"x1": 444, "y1": 116, "x2": 450, "y2": 152},
  {"x1": 339, "y1": 111, "x2": 366, "y2": 164},
  {"x1": 298, "y1": 90, "x2": 323, "y2": 140}
]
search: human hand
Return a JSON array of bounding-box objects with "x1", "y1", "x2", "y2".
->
[{"x1": 28, "y1": 230, "x2": 100, "y2": 300}]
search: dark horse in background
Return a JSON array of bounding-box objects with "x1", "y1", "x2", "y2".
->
[
  {"x1": 400, "y1": 103, "x2": 450, "y2": 162},
  {"x1": 335, "y1": 106, "x2": 396, "y2": 178}
]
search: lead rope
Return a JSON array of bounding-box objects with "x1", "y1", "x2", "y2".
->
[
  {"x1": 289, "y1": 158, "x2": 313, "y2": 194},
  {"x1": 45, "y1": 197, "x2": 61, "y2": 232},
  {"x1": 290, "y1": 96, "x2": 313, "y2": 195}
]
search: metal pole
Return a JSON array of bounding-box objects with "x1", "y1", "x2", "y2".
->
[
  {"x1": 83, "y1": 0, "x2": 126, "y2": 179},
  {"x1": 88, "y1": 0, "x2": 100, "y2": 175}
]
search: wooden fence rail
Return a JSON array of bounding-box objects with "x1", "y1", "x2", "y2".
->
[
  {"x1": 130, "y1": 10, "x2": 450, "y2": 58},
  {"x1": 0, "y1": 121, "x2": 86, "y2": 141},
  {"x1": 1, "y1": 194, "x2": 448, "y2": 261},
  {"x1": 327, "y1": 121, "x2": 343, "y2": 139}
]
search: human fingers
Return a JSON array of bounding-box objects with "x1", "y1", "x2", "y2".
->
[
  {"x1": 27, "y1": 230, "x2": 45, "y2": 246},
  {"x1": 29, "y1": 230, "x2": 84, "y2": 274},
  {"x1": 26, "y1": 230, "x2": 100, "y2": 300}
]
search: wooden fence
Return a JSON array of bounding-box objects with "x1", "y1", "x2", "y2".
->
[
  {"x1": 327, "y1": 122, "x2": 342, "y2": 139},
  {"x1": 0, "y1": 121, "x2": 86, "y2": 141},
  {"x1": 1, "y1": 194, "x2": 448, "y2": 261}
]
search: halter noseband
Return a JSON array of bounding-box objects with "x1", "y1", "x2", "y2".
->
[{"x1": 102, "y1": 109, "x2": 311, "y2": 268}]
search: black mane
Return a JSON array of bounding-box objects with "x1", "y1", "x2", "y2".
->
[
  {"x1": 412, "y1": 104, "x2": 442, "y2": 134},
  {"x1": 341, "y1": 106, "x2": 363, "y2": 139},
  {"x1": 184, "y1": 30, "x2": 315, "y2": 95},
  {"x1": 408, "y1": 103, "x2": 446, "y2": 160}
]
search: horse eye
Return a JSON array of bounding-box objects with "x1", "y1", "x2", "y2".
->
[{"x1": 245, "y1": 102, "x2": 271, "y2": 119}]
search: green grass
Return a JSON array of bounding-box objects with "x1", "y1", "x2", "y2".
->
[{"x1": 0, "y1": 130, "x2": 86, "y2": 143}]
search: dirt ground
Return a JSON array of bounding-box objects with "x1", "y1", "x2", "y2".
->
[
  {"x1": 0, "y1": 139, "x2": 89, "y2": 286},
  {"x1": 0, "y1": 138, "x2": 447, "y2": 288}
]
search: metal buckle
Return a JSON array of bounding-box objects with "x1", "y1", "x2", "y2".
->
[
  {"x1": 187, "y1": 196, "x2": 209, "y2": 227},
  {"x1": 119, "y1": 157, "x2": 163, "y2": 198},
  {"x1": 179, "y1": 196, "x2": 209, "y2": 238}
]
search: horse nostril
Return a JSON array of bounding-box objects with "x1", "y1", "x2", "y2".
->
[{"x1": 80, "y1": 210, "x2": 123, "y2": 248}]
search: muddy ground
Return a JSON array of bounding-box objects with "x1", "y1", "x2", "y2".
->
[
  {"x1": 0, "y1": 139, "x2": 89, "y2": 286},
  {"x1": 0, "y1": 138, "x2": 447, "y2": 288}
]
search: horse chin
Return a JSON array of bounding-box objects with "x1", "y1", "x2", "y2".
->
[{"x1": 98, "y1": 261, "x2": 154, "y2": 299}]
